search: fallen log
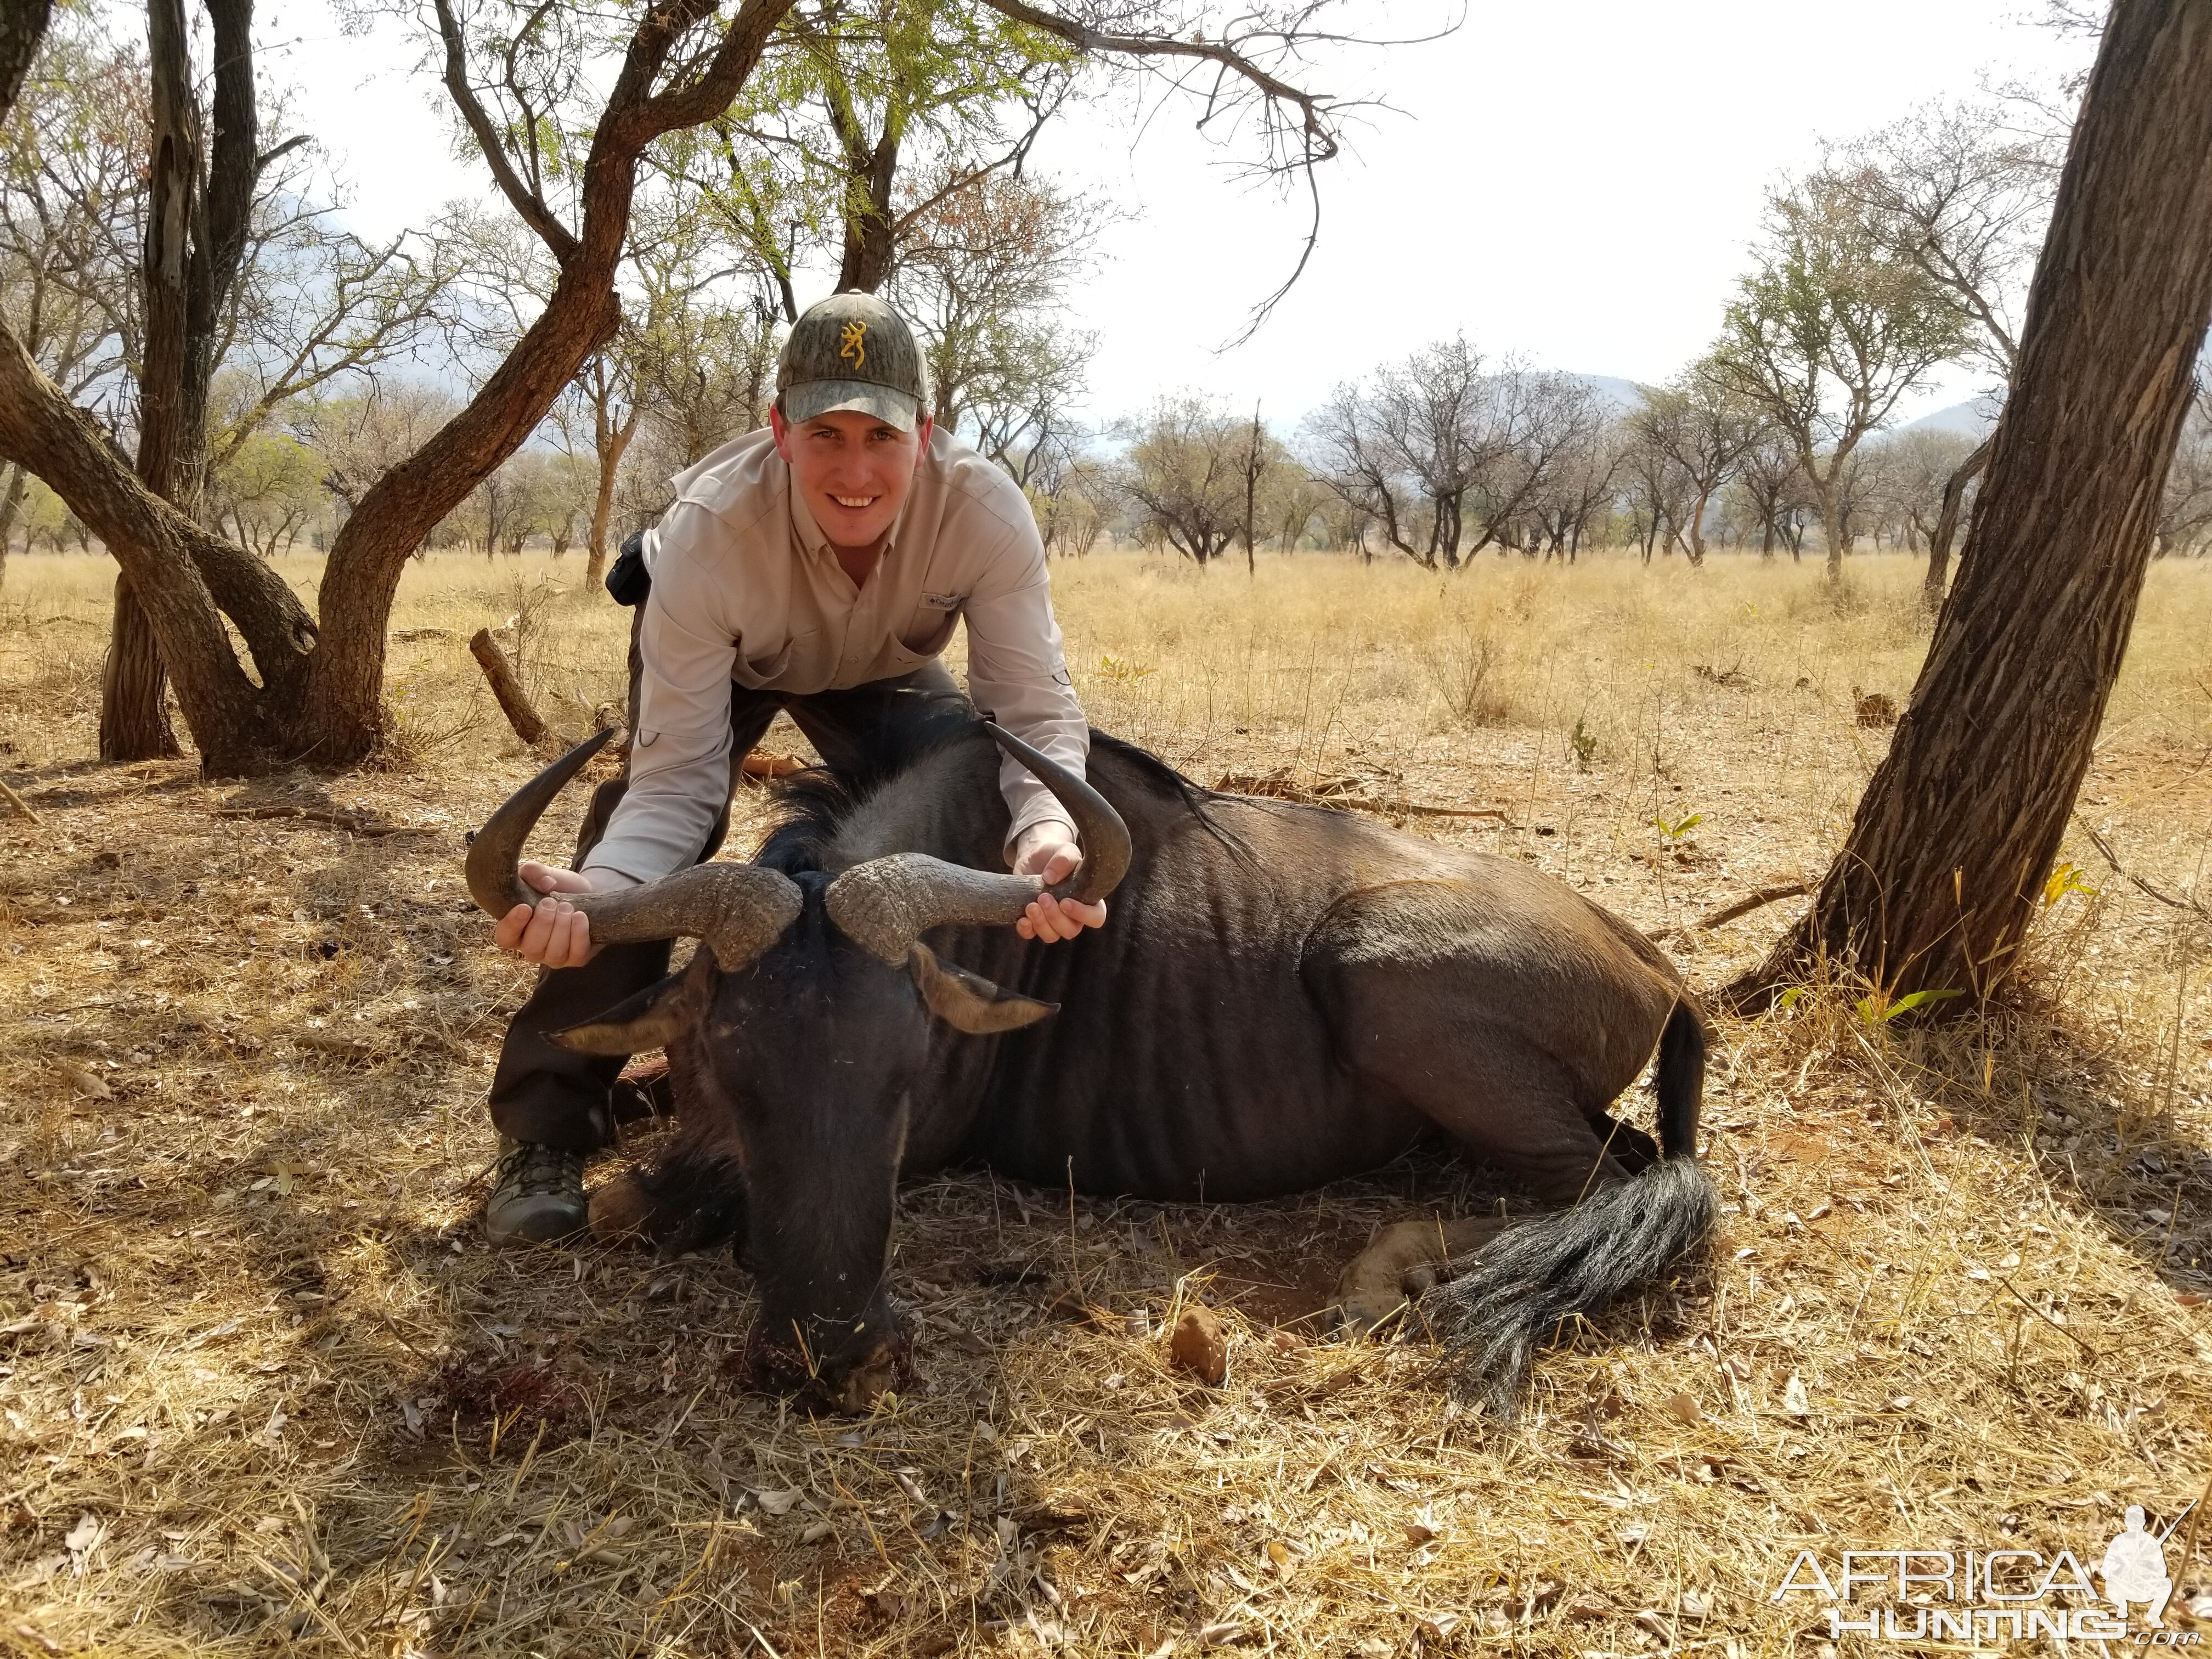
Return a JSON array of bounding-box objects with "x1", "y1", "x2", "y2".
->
[{"x1": 469, "y1": 627, "x2": 546, "y2": 747}]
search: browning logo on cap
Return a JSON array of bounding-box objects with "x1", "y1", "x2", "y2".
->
[{"x1": 778, "y1": 293, "x2": 926, "y2": 430}]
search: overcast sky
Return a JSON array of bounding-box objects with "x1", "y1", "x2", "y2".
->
[{"x1": 254, "y1": 0, "x2": 2091, "y2": 429}]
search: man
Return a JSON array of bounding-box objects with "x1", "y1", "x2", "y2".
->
[{"x1": 483, "y1": 292, "x2": 1104, "y2": 1244}]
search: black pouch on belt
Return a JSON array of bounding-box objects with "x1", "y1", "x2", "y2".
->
[{"x1": 606, "y1": 532, "x2": 652, "y2": 607}]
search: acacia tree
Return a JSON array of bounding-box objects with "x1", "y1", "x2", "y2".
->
[
  {"x1": 1115, "y1": 394, "x2": 1251, "y2": 564},
  {"x1": 1818, "y1": 104, "x2": 2055, "y2": 601},
  {"x1": 890, "y1": 165, "x2": 1098, "y2": 457},
  {"x1": 1727, "y1": 428, "x2": 1814, "y2": 558},
  {"x1": 1705, "y1": 174, "x2": 1966, "y2": 580},
  {"x1": 3, "y1": 0, "x2": 461, "y2": 754},
  {"x1": 1624, "y1": 374, "x2": 1763, "y2": 565},
  {"x1": 0, "y1": 0, "x2": 1352, "y2": 774},
  {"x1": 1734, "y1": 0, "x2": 2212, "y2": 1010},
  {"x1": 0, "y1": 8, "x2": 141, "y2": 583}
]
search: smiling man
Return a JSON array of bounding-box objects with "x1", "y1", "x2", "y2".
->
[{"x1": 481, "y1": 292, "x2": 1102, "y2": 1245}]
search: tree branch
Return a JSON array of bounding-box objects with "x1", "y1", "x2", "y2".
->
[
  {"x1": 0, "y1": 317, "x2": 315, "y2": 712},
  {"x1": 431, "y1": 0, "x2": 578, "y2": 262}
]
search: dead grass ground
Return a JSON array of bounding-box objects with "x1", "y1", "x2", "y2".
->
[{"x1": 1, "y1": 548, "x2": 2209, "y2": 1657}]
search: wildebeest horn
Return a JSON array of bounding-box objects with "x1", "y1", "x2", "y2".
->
[
  {"x1": 823, "y1": 723, "x2": 1131, "y2": 963},
  {"x1": 466, "y1": 731, "x2": 802, "y2": 970},
  {"x1": 983, "y1": 720, "x2": 1130, "y2": 906}
]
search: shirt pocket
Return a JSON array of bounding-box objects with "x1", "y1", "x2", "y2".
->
[
  {"x1": 898, "y1": 598, "x2": 961, "y2": 659},
  {"x1": 741, "y1": 629, "x2": 814, "y2": 682}
]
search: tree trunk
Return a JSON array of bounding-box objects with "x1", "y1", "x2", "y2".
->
[
  {"x1": 1816, "y1": 484, "x2": 1847, "y2": 582},
  {"x1": 1732, "y1": 0, "x2": 2212, "y2": 1011},
  {"x1": 100, "y1": 574, "x2": 183, "y2": 758},
  {"x1": 1921, "y1": 435, "x2": 1991, "y2": 609},
  {"x1": 102, "y1": 0, "x2": 261, "y2": 762},
  {"x1": 585, "y1": 408, "x2": 636, "y2": 588},
  {"x1": 0, "y1": 460, "x2": 24, "y2": 586},
  {"x1": 101, "y1": 0, "x2": 201, "y2": 762}
]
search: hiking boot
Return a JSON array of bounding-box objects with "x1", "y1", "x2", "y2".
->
[{"x1": 485, "y1": 1138, "x2": 587, "y2": 1246}]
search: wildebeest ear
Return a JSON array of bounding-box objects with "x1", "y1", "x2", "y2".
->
[
  {"x1": 551, "y1": 953, "x2": 712, "y2": 1055},
  {"x1": 906, "y1": 943, "x2": 1057, "y2": 1035}
]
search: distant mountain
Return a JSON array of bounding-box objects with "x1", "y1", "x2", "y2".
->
[
  {"x1": 1570, "y1": 373, "x2": 1648, "y2": 413},
  {"x1": 1898, "y1": 393, "x2": 2002, "y2": 439}
]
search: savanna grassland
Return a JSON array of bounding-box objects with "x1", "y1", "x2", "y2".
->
[{"x1": 2, "y1": 548, "x2": 2209, "y2": 1657}]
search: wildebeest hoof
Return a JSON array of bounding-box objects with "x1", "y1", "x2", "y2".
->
[
  {"x1": 586, "y1": 1171, "x2": 656, "y2": 1245},
  {"x1": 1327, "y1": 1290, "x2": 1410, "y2": 1340},
  {"x1": 825, "y1": 1339, "x2": 915, "y2": 1413},
  {"x1": 739, "y1": 1323, "x2": 914, "y2": 1414}
]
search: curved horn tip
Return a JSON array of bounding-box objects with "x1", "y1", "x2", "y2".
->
[
  {"x1": 981, "y1": 720, "x2": 1131, "y2": 907},
  {"x1": 464, "y1": 727, "x2": 619, "y2": 919}
]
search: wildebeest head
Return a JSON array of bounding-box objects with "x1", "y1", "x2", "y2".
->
[{"x1": 465, "y1": 723, "x2": 1130, "y2": 1409}]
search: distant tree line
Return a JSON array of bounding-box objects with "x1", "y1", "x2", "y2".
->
[{"x1": 1026, "y1": 86, "x2": 2212, "y2": 578}]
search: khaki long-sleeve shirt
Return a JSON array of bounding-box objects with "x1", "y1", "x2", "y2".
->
[{"x1": 580, "y1": 426, "x2": 1089, "y2": 885}]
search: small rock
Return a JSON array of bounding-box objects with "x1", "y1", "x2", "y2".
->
[{"x1": 1170, "y1": 1306, "x2": 1229, "y2": 1385}]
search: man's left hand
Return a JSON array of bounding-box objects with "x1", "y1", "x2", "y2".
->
[{"x1": 1011, "y1": 819, "x2": 1107, "y2": 943}]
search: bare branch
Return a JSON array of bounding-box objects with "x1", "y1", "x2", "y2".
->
[{"x1": 431, "y1": 0, "x2": 578, "y2": 262}]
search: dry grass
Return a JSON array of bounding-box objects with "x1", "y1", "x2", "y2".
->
[{"x1": 2, "y1": 546, "x2": 2210, "y2": 1657}]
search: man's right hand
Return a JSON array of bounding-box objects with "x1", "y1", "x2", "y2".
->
[{"x1": 494, "y1": 861, "x2": 602, "y2": 967}]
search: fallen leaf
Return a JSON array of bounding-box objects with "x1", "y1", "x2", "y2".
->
[
  {"x1": 55, "y1": 1061, "x2": 111, "y2": 1101},
  {"x1": 798, "y1": 1520, "x2": 834, "y2": 1544},
  {"x1": 1663, "y1": 1390, "x2": 1702, "y2": 1425},
  {"x1": 1402, "y1": 1523, "x2": 1435, "y2": 1546},
  {"x1": 1782, "y1": 1374, "x2": 1811, "y2": 1418},
  {"x1": 755, "y1": 1488, "x2": 803, "y2": 1516}
]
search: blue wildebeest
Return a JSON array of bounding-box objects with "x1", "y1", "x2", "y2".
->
[{"x1": 466, "y1": 717, "x2": 1715, "y2": 1413}]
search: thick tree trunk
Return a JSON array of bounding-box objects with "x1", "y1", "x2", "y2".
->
[
  {"x1": 100, "y1": 575, "x2": 182, "y2": 758},
  {"x1": 833, "y1": 115, "x2": 900, "y2": 294},
  {"x1": 1921, "y1": 435, "x2": 1991, "y2": 608},
  {"x1": 1733, "y1": 0, "x2": 2212, "y2": 1009},
  {"x1": 102, "y1": 0, "x2": 201, "y2": 763}
]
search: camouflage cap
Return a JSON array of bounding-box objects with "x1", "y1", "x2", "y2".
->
[{"x1": 776, "y1": 292, "x2": 930, "y2": 432}]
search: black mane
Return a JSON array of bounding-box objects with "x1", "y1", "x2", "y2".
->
[{"x1": 751, "y1": 716, "x2": 1221, "y2": 876}]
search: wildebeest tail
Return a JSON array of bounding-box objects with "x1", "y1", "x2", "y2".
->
[{"x1": 1421, "y1": 998, "x2": 1716, "y2": 1417}]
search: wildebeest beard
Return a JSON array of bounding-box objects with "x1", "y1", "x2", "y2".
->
[{"x1": 469, "y1": 712, "x2": 1719, "y2": 1419}]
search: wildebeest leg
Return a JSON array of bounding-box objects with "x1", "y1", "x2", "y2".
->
[
  {"x1": 1333, "y1": 1214, "x2": 1510, "y2": 1334},
  {"x1": 590, "y1": 1138, "x2": 749, "y2": 1258},
  {"x1": 1594, "y1": 1112, "x2": 1660, "y2": 1173}
]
